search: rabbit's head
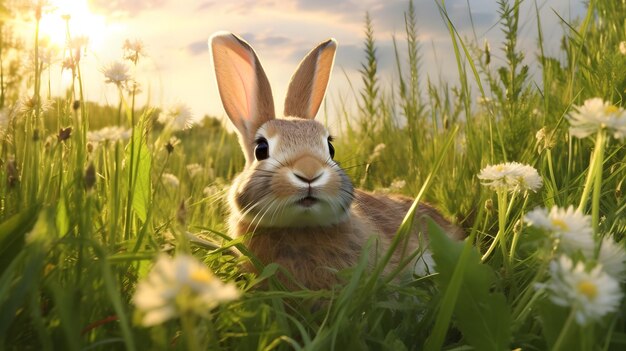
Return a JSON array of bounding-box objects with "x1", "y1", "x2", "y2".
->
[{"x1": 210, "y1": 32, "x2": 353, "y2": 228}]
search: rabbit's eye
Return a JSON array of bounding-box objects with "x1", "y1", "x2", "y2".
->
[
  {"x1": 255, "y1": 137, "x2": 269, "y2": 160},
  {"x1": 327, "y1": 137, "x2": 335, "y2": 159}
]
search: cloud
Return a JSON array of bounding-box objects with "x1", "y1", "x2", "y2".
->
[
  {"x1": 286, "y1": 40, "x2": 396, "y2": 75},
  {"x1": 195, "y1": 1, "x2": 216, "y2": 11},
  {"x1": 370, "y1": 0, "x2": 497, "y2": 38},
  {"x1": 92, "y1": 0, "x2": 165, "y2": 17},
  {"x1": 240, "y1": 33, "x2": 293, "y2": 48},
  {"x1": 211, "y1": 0, "x2": 281, "y2": 15},
  {"x1": 293, "y1": 0, "x2": 358, "y2": 13},
  {"x1": 188, "y1": 32, "x2": 295, "y2": 58},
  {"x1": 187, "y1": 40, "x2": 208, "y2": 56}
]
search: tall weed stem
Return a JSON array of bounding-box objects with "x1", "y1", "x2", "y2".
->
[
  {"x1": 552, "y1": 308, "x2": 576, "y2": 351},
  {"x1": 577, "y1": 130, "x2": 605, "y2": 235},
  {"x1": 481, "y1": 190, "x2": 508, "y2": 269},
  {"x1": 590, "y1": 131, "x2": 605, "y2": 234}
]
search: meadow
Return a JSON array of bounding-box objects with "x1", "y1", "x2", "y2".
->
[{"x1": 1, "y1": 0, "x2": 625, "y2": 350}]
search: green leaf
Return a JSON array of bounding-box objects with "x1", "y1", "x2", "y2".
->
[
  {"x1": 428, "y1": 220, "x2": 511, "y2": 351},
  {"x1": 0, "y1": 209, "x2": 50, "y2": 342},
  {"x1": 125, "y1": 129, "x2": 152, "y2": 222},
  {"x1": 0, "y1": 206, "x2": 40, "y2": 275},
  {"x1": 56, "y1": 195, "x2": 69, "y2": 236},
  {"x1": 0, "y1": 250, "x2": 44, "y2": 344},
  {"x1": 537, "y1": 299, "x2": 580, "y2": 350}
]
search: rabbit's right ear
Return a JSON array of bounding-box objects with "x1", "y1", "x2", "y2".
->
[
  {"x1": 284, "y1": 38, "x2": 337, "y2": 120},
  {"x1": 210, "y1": 32, "x2": 275, "y2": 143}
]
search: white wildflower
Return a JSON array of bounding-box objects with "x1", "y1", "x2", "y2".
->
[
  {"x1": 162, "y1": 173, "x2": 180, "y2": 188},
  {"x1": 525, "y1": 206, "x2": 594, "y2": 256},
  {"x1": 477, "y1": 96, "x2": 493, "y2": 106},
  {"x1": 186, "y1": 163, "x2": 204, "y2": 178},
  {"x1": 158, "y1": 103, "x2": 194, "y2": 131},
  {"x1": 203, "y1": 185, "x2": 221, "y2": 197},
  {"x1": 17, "y1": 96, "x2": 54, "y2": 115},
  {"x1": 368, "y1": 143, "x2": 386, "y2": 163},
  {"x1": 413, "y1": 249, "x2": 436, "y2": 276},
  {"x1": 102, "y1": 61, "x2": 131, "y2": 86},
  {"x1": 535, "y1": 127, "x2": 555, "y2": 153},
  {"x1": 126, "y1": 80, "x2": 142, "y2": 95},
  {"x1": 133, "y1": 254, "x2": 240, "y2": 326},
  {"x1": 373, "y1": 143, "x2": 386, "y2": 154},
  {"x1": 35, "y1": 37, "x2": 59, "y2": 68},
  {"x1": 540, "y1": 255, "x2": 623, "y2": 325},
  {"x1": 567, "y1": 98, "x2": 626, "y2": 139},
  {"x1": 389, "y1": 179, "x2": 406, "y2": 191},
  {"x1": 165, "y1": 136, "x2": 181, "y2": 154},
  {"x1": 477, "y1": 162, "x2": 543, "y2": 193},
  {"x1": 67, "y1": 35, "x2": 89, "y2": 63},
  {"x1": 68, "y1": 36, "x2": 89, "y2": 50},
  {"x1": 87, "y1": 126, "x2": 131, "y2": 143},
  {"x1": 597, "y1": 237, "x2": 626, "y2": 279},
  {"x1": 619, "y1": 41, "x2": 626, "y2": 55},
  {"x1": 123, "y1": 38, "x2": 146, "y2": 64}
]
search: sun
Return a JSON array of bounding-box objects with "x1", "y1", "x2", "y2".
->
[{"x1": 38, "y1": 0, "x2": 108, "y2": 50}]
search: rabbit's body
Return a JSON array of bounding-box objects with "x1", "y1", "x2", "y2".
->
[
  {"x1": 233, "y1": 190, "x2": 463, "y2": 289},
  {"x1": 210, "y1": 32, "x2": 463, "y2": 290}
]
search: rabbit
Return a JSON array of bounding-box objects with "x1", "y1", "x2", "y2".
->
[{"x1": 209, "y1": 32, "x2": 464, "y2": 290}]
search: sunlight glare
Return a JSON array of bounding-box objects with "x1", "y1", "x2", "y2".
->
[{"x1": 38, "y1": 0, "x2": 108, "y2": 49}]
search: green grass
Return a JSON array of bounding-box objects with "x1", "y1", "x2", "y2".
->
[{"x1": 1, "y1": 0, "x2": 626, "y2": 350}]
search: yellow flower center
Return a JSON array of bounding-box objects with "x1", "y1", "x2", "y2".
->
[
  {"x1": 577, "y1": 280, "x2": 598, "y2": 300},
  {"x1": 605, "y1": 105, "x2": 620, "y2": 115},
  {"x1": 551, "y1": 218, "x2": 569, "y2": 231},
  {"x1": 190, "y1": 269, "x2": 213, "y2": 283}
]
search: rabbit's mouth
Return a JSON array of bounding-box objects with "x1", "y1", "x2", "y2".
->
[{"x1": 296, "y1": 196, "x2": 319, "y2": 208}]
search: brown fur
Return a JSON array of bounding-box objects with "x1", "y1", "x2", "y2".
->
[{"x1": 235, "y1": 190, "x2": 464, "y2": 290}]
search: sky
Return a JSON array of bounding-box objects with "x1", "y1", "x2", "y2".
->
[{"x1": 18, "y1": 0, "x2": 587, "y2": 125}]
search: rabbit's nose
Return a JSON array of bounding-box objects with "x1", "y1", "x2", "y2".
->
[
  {"x1": 294, "y1": 172, "x2": 323, "y2": 184},
  {"x1": 291, "y1": 155, "x2": 325, "y2": 184}
]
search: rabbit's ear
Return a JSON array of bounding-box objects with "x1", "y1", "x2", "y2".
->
[
  {"x1": 284, "y1": 38, "x2": 337, "y2": 120},
  {"x1": 210, "y1": 32, "x2": 275, "y2": 141}
]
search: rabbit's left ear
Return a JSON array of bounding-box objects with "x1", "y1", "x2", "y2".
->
[{"x1": 284, "y1": 38, "x2": 337, "y2": 120}]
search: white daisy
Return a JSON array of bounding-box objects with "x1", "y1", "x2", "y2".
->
[
  {"x1": 186, "y1": 163, "x2": 204, "y2": 178},
  {"x1": 541, "y1": 255, "x2": 623, "y2": 325},
  {"x1": 413, "y1": 248, "x2": 436, "y2": 276},
  {"x1": 133, "y1": 254, "x2": 240, "y2": 326},
  {"x1": 158, "y1": 103, "x2": 194, "y2": 131},
  {"x1": 87, "y1": 126, "x2": 132, "y2": 143},
  {"x1": 525, "y1": 206, "x2": 594, "y2": 256},
  {"x1": 203, "y1": 184, "x2": 222, "y2": 198},
  {"x1": 17, "y1": 96, "x2": 54, "y2": 114},
  {"x1": 68, "y1": 36, "x2": 89, "y2": 51},
  {"x1": 162, "y1": 173, "x2": 180, "y2": 188},
  {"x1": 597, "y1": 237, "x2": 626, "y2": 279},
  {"x1": 123, "y1": 38, "x2": 146, "y2": 64},
  {"x1": 389, "y1": 179, "x2": 406, "y2": 191},
  {"x1": 102, "y1": 61, "x2": 131, "y2": 86},
  {"x1": 567, "y1": 98, "x2": 626, "y2": 139},
  {"x1": 477, "y1": 162, "x2": 543, "y2": 193}
]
